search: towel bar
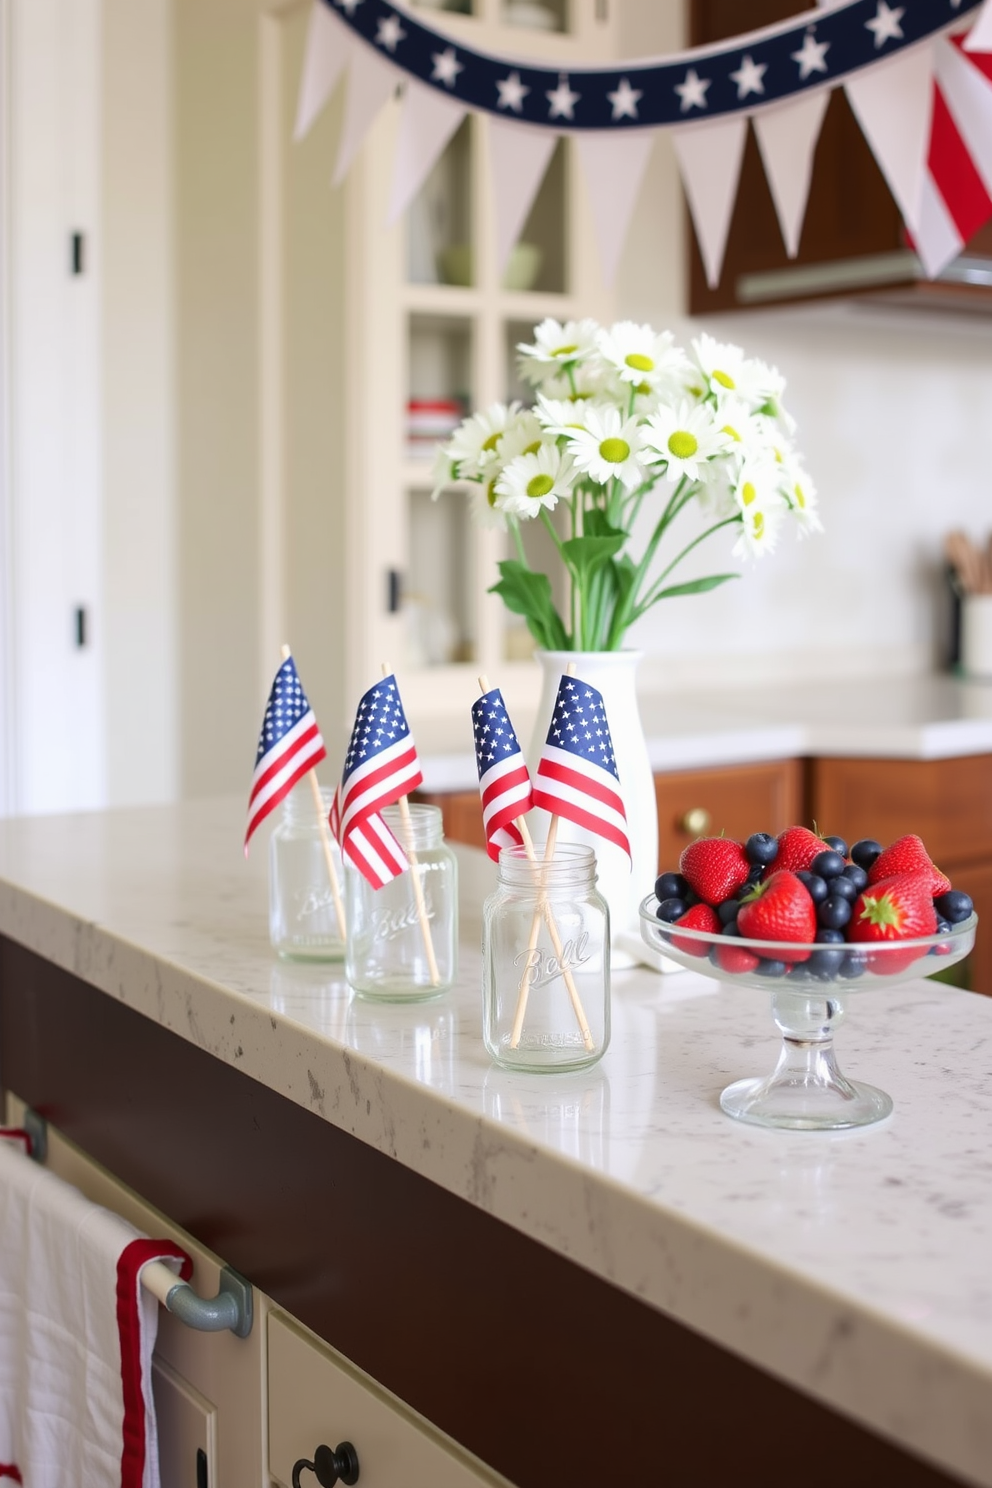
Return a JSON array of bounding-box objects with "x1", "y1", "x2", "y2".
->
[{"x1": 3, "y1": 1113, "x2": 253, "y2": 1339}]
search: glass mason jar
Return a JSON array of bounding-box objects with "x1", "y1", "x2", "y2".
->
[
  {"x1": 345, "y1": 803, "x2": 458, "y2": 1000},
  {"x1": 269, "y1": 785, "x2": 346, "y2": 961},
  {"x1": 483, "y1": 843, "x2": 610, "y2": 1072}
]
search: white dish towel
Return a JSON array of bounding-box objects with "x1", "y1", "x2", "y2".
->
[{"x1": 0, "y1": 1134, "x2": 191, "y2": 1488}]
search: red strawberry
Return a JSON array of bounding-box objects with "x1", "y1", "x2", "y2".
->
[
  {"x1": 737, "y1": 870, "x2": 816, "y2": 962},
  {"x1": 774, "y1": 825, "x2": 829, "y2": 874},
  {"x1": 849, "y1": 873, "x2": 937, "y2": 974},
  {"x1": 714, "y1": 941, "x2": 761, "y2": 975},
  {"x1": 670, "y1": 902, "x2": 720, "y2": 956},
  {"x1": 868, "y1": 834, "x2": 949, "y2": 896},
  {"x1": 679, "y1": 837, "x2": 750, "y2": 906}
]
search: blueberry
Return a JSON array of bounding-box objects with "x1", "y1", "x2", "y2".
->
[
  {"x1": 655, "y1": 871, "x2": 688, "y2": 902},
  {"x1": 788, "y1": 962, "x2": 812, "y2": 982},
  {"x1": 934, "y1": 889, "x2": 973, "y2": 924},
  {"x1": 850, "y1": 838, "x2": 883, "y2": 871},
  {"x1": 796, "y1": 871, "x2": 829, "y2": 905},
  {"x1": 745, "y1": 832, "x2": 779, "y2": 866},
  {"x1": 683, "y1": 888, "x2": 700, "y2": 908},
  {"x1": 721, "y1": 922, "x2": 741, "y2": 937},
  {"x1": 656, "y1": 897, "x2": 686, "y2": 923},
  {"x1": 934, "y1": 917, "x2": 952, "y2": 935},
  {"x1": 746, "y1": 862, "x2": 765, "y2": 886},
  {"x1": 811, "y1": 849, "x2": 846, "y2": 880},
  {"x1": 756, "y1": 958, "x2": 788, "y2": 977},
  {"x1": 815, "y1": 927, "x2": 845, "y2": 944},
  {"x1": 709, "y1": 944, "x2": 723, "y2": 967},
  {"x1": 717, "y1": 898, "x2": 741, "y2": 925},
  {"x1": 823, "y1": 836, "x2": 849, "y2": 857},
  {"x1": 839, "y1": 951, "x2": 866, "y2": 979},
  {"x1": 827, "y1": 875, "x2": 858, "y2": 903},
  {"x1": 841, "y1": 863, "x2": 868, "y2": 893},
  {"x1": 809, "y1": 946, "x2": 845, "y2": 979},
  {"x1": 818, "y1": 894, "x2": 852, "y2": 930}
]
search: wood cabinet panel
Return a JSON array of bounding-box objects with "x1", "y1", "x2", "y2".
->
[
  {"x1": 655, "y1": 758, "x2": 803, "y2": 871},
  {"x1": 416, "y1": 791, "x2": 488, "y2": 853},
  {"x1": 933, "y1": 858, "x2": 992, "y2": 997}
]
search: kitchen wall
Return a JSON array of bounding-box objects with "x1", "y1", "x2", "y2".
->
[{"x1": 614, "y1": 4, "x2": 991, "y2": 693}]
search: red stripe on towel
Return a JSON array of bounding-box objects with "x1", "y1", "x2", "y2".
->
[
  {"x1": 116, "y1": 1238, "x2": 192, "y2": 1488},
  {"x1": 0, "y1": 1466, "x2": 23, "y2": 1483},
  {"x1": 0, "y1": 1130, "x2": 32, "y2": 1157}
]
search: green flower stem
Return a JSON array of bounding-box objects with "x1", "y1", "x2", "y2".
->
[
  {"x1": 609, "y1": 476, "x2": 689, "y2": 640},
  {"x1": 510, "y1": 515, "x2": 527, "y2": 566},
  {"x1": 631, "y1": 516, "x2": 741, "y2": 619}
]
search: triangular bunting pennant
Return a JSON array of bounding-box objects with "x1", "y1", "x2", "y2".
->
[
  {"x1": 574, "y1": 131, "x2": 657, "y2": 287},
  {"x1": 911, "y1": 39, "x2": 992, "y2": 277},
  {"x1": 845, "y1": 43, "x2": 935, "y2": 234},
  {"x1": 936, "y1": 35, "x2": 992, "y2": 196},
  {"x1": 294, "y1": 2, "x2": 353, "y2": 142},
  {"x1": 388, "y1": 80, "x2": 467, "y2": 224},
  {"x1": 672, "y1": 115, "x2": 748, "y2": 289},
  {"x1": 488, "y1": 118, "x2": 559, "y2": 278},
  {"x1": 964, "y1": 0, "x2": 992, "y2": 52},
  {"x1": 752, "y1": 90, "x2": 829, "y2": 258},
  {"x1": 332, "y1": 44, "x2": 402, "y2": 188}
]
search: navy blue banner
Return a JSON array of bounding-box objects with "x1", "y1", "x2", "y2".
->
[{"x1": 322, "y1": 0, "x2": 979, "y2": 129}]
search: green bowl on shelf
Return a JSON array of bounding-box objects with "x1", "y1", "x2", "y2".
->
[{"x1": 436, "y1": 242, "x2": 542, "y2": 291}]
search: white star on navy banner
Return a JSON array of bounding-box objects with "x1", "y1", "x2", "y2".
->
[
  {"x1": 375, "y1": 13, "x2": 405, "y2": 51},
  {"x1": 792, "y1": 29, "x2": 830, "y2": 80},
  {"x1": 730, "y1": 54, "x2": 767, "y2": 99},
  {"x1": 496, "y1": 70, "x2": 529, "y2": 112},
  {"x1": 865, "y1": 1, "x2": 905, "y2": 47},
  {"x1": 675, "y1": 67, "x2": 710, "y2": 112},
  {"x1": 546, "y1": 74, "x2": 580, "y2": 120},
  {"x1": 607, "y1": 77, "x2": 642, "y2": 120},
  {"x1": 432, "y1": 46, "x2": 463, "y2": 87}
]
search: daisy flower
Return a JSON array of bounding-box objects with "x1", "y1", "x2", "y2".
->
[
  {"x1": 494, "y1": 442, "x2": 576, "y2": 518},
  {"x1": 534, "y1": 393, "x2": 600, "y2": 440},
  {"x1": 517, "y1": 318, "x2": 600, "y2": 386},
  {"x1": 731, "y1": 457, "x2": 786, "y2": 560},
  {"x1": 596, "y1": 321, "x2": 690, "y2": 393},
  {"x1": 563, "y1": 405, "x2": 650, "y2": 491},
  {"x1": 642, "y1": 401, "x2": 733, "y2": 484},
  {"x1": 446, "y1": 402, "x2": 522, "y2": 479},
  {"x1": 778, "y1": 455, "x2": 822, "y2": 536}
]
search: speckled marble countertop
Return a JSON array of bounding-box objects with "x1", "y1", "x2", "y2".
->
[
  {"x1": 418, "y1": 673, "x2": 992, "y2": 790},
  {"x1": 1, "y1": 797, "x2": 991, "y2": 1486}
]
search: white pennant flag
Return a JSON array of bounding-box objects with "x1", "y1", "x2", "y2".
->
[
  {"x1": 575, "y1": 131, "x2": 657, "y2": 286},
  {"x1": 332, "y1": 44, "x2": 402, "y2": 187},
  {"x1": 672, "y1": 115, "x2": 748, "y2": 288},
  {"x1": 752, "y1": 90, "x2": 829, "y2": 258},
  {"x1": 295, "y1": 3, "x2": 353, "y2": 142},
  {"x1": 488, "y1": 118, "x2": 559, "y2": 278},
  {"x1": 388, "y1": 79, "x2": 467, "y2": 224},
  {"x1": 845, "y1": 42, "x2": 935, "y2": 234},
  {"x1": 965, "y1": 0, "x2": 992, "y2": 52}
]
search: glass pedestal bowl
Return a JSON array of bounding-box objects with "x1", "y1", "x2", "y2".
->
[{"x1": 639, "y1": 895, "x2": 977, "y2": 1131}]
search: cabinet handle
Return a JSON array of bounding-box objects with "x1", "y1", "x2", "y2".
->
[
  {"x1": 292, "y1": 1442, "x2": 360, "y2": 1488},
  {"x1": 680, "y1": 806, "x2": 711, "y2": 835}
]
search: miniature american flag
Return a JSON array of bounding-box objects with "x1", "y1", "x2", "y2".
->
[
  {"x1": 471, "y1": 687, "x2": 534, "y2": 862},
  {"x1": 338, "y1": 674, "x2": 424, "y2": 888},
  {"x1": 532, "y1": 675, "x2": 630, "y2": 861},
  {"x1": 245, "y1": 655, "x2": 326, "y2": 853}
]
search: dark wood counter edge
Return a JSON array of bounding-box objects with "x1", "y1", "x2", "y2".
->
[{"x1": 0, "y1": 936, "x2": 968, "y2": 1488}]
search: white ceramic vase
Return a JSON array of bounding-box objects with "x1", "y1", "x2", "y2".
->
[{"x1": 527, "y1": 650, "x2": 657, "y2": 969}]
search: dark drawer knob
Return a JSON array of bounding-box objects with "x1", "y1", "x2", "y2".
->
[{"x1": 292, "y1": 1442, "x2": 360, "y2": 1487}]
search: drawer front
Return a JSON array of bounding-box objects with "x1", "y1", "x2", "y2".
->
[
  {"x1": 810, "y1": 755, "x2": 992, "y2": 867},
  {"x1": 655, "y1": 758, "x2": 803, "y2": 868},
  {"x1": 268, "y1": 1312, "x2": 510, "y2": 1488},
  {"x1": 417, "y1": 791, "x2": 489, "y2": 854}
]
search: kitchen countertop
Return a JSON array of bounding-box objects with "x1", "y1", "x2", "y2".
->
[
  {"x1": 417, "y1": 672, "x2": 992, "y2": 790},
  {"x1": 1, "y1": 797, "x2": 991, "y2": 1487}
]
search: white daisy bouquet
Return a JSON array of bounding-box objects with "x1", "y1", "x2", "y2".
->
[{"x1": 433, "y1": 319, "x2": 820, "y2": 652}]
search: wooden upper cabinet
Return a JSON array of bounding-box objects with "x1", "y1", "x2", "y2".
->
[{"x1": 688, "y1": 1, "x2": 992, "y2": 312}]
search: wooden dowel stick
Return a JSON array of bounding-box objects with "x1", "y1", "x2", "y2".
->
[
  {"x1": 481, "y1": 666, "x2": 595, "y2": 1053},
  {"x1": 382, "y1": 663, "x2": 440, "y2": 987},
  {"x1": 281, "y1": 645, "x2": 347, "y2": 943}
]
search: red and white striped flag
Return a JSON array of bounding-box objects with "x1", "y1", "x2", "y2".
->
[
  {"x1": 913, "y1": 32, "x2": 992, "y2": 276},
  {"x1": 338, "y1": 674, "x2": 423, "y2": 888},
  {"x1": 471, "y1": 686, "x2": 534, "y2": 862},
  {"x1": 532, "y1": 674, "x2": 630, "y2": 861},
  {"x1": 245, "y1": 655, "x2": 326, "y2": 854}
]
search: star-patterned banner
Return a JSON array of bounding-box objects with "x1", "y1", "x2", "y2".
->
[{"x1": 297, "y1": 0, "x2": 992, "y2": 289}]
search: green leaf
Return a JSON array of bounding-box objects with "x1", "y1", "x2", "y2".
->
[
  {"x1": 560, "y1": 533, "x2": 626, "y2": 588},
  {"x1": 649, "y1": 573, "x2": 738, "y2": 601},
  {"x1": 488, "y1": 561, "x2": 569, "y2": 650}
]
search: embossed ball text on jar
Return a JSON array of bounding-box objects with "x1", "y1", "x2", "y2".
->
[
  {"x1": 269, "y1": 784, "x2": 346, "y2": 961},
  {"x1": 345, "y1": 803, "x2": 458, "y2": 1000},
  {"x1": 483, "y1": 843, "x2": 610, "y2": 1072}
]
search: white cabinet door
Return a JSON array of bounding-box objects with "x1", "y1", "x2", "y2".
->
[
  {"x1": 152, "y1": 1356, "x2": 217, "y2": 1488},
  {"x1": 268, "y1": 1312, "x2": 512, "y2": 1488}
]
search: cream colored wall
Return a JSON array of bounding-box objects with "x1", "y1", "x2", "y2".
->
[{"x1": 102, "y1": 0, "x2": 177, "y2": 806}]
